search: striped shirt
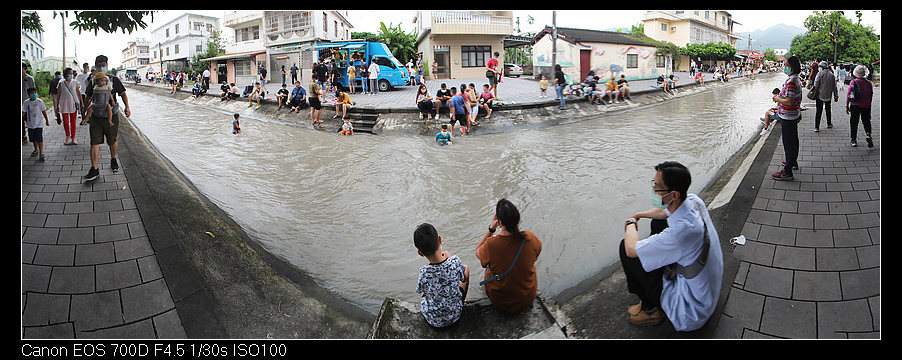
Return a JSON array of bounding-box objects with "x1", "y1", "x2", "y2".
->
[{"x1": 777, "y1": 74, "x2": 802, "y2": 119}]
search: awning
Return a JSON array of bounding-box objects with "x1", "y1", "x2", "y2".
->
[{"x1": 201, "y1": 51, "x2": 266, "y2": 62}]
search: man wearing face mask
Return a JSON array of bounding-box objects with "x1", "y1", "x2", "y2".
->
[
  {"x1": 83, "y1": 54, "x2": 130, "y2": 181},
  {"x1": 618, "y1": 161, "x2": 723, "y2": 331}
]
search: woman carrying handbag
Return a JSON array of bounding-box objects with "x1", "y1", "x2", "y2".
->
[{"x1": 55, "y1": 67, "x2": 82, "y2": 145}]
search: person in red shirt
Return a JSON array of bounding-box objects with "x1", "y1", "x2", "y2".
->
[{"x1": 485, "y1": 52, "x2": 501, "y2": 98}]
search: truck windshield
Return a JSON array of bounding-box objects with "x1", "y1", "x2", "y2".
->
[{"x1": 373, "y1": 56, "x2": 396, "y2": 69}]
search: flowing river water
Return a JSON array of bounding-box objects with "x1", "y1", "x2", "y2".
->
[{"x1": 127, "y1": 75, "x2": 783, "y2": 314}]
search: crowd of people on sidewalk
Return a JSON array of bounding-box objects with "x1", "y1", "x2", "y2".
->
[
  {"x1": 757, "y1": 55, "x2": 876, "y2": 182},
  {"x1": 23, "y1": 55, "x2": 129, "y2": 180}
]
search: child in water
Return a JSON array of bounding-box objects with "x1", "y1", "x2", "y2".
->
[
  {"x1": 436, "y1": 125, "x2": 452, "y2": 146},
  {"x1": 232, "y1": 113, "x2": 241, "y2": 134},
  {"x1": 340, "y1": 117, "x2": 354, "y2": 136},
  {"x1": 759, "y1": 88, "x2": 781, "y2": 135}
]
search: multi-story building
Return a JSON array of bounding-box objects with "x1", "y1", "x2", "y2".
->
[
  {"x1": 21, "y1": 11, "x2": 45, "y2": 66},
  {"x1": 414, "y1": 11, "x2": 514, "y2": 80},
  {"x1": 121, "y1": 38, "x2": 152, "y2": 77},
  {"x1": 205, "y1": 10, "x2": 353, "y2": 88},
  {"x1": 147, "y1": 13, "x2": 220, "y2": 75},
  {"x1": 642, "y1": 10, "x2": 741, "y2": 71}
]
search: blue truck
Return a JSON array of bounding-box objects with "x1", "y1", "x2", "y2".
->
[{"x1": 308, "y1": 42, "x2": 409, "y2": 92}]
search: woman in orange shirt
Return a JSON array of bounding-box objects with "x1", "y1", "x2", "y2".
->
[{"x1": 475, "y1": 199, "x2": 542, "y2": 313}]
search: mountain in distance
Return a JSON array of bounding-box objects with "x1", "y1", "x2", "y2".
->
[
  {"x1": 603, "y1": 23, "x2": 806, "y2": 51},
  {"x1": 736, "y1": 23, "x2": 807, "y2": 51}
]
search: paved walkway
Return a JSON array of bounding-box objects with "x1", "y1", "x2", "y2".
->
[
  {"x1": 22, "y1": 117, "x2": 188, "y2": 338},
  {"x1": 712, "y1": 86, "x2": 881, "y2": 338},
  {"x1": 21, "y1": 74, "x2": 879, "y2": 339}
]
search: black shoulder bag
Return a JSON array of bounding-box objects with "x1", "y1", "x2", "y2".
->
[
  {"x1": 479, "y1": 238, "x2": 526, "y2": 286},
  {"x1": 662, "y1": 200, "x2": 711, "y2": 281}
]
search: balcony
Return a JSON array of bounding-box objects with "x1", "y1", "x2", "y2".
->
[{"x1": 427, "y1": 11, "x2": 513, "y2": 35}]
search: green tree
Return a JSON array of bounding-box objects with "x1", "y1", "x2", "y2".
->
[
  {"x1": 789, "y1": 11, "x2": 879, "y2": 67},
  {"x1": 22, "y1": 11, "x2": 154, "y2": 35},
  {"x1": 351, "y1": 31, "x2": 380, "y2": 42},
  {"x1": 763, "y1": 48, "x2": 779, "y2": 62},
  {"x1": 53, "y1": 11, "x2": 155, "y2": 34},
  {"x1": 190, "y1": 30, "x2": 226, "y2": 74},
  {"x1": 680, "y1": 42, "x2": 737, "y2": 62},
  {"x1": 376, "y1": 22, "x2": 417, "y2": 63},
  {"x1": 22, "y1": 11, "x2": 43, "y2": 32}
]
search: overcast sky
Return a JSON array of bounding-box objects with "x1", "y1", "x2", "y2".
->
[{"x1": 29, "y1": 10, "x2": 881, "y2": 68}]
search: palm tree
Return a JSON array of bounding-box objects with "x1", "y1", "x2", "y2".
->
[{"x1": 377, "y1": 22, "x2": 417, "y2": 63}]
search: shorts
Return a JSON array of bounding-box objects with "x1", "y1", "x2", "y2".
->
[
  {"x1": 470, "y1": 105, "x2": 478, "y2": 114},
  {"x1": 450, "y1": 114, "x2": 467, "y2": 126},
  {"x1": 27, "y1": 127, "x2": 43, "y2": 143},
  {"x1": 487, "y1": 74, "x2": 498, "y2": 85},
  {"x1": 89, "y1": 114, "x2": 119, "y2": 146},
  {"x1": 309, "y1": 97, "x2": 322, "y2": 110},
  {"x1": 291, "y1": 98, "x2": 309, "y2": 108}
]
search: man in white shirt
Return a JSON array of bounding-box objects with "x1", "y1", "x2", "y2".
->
[
  {"x1": 620, "y1": 161, "x2": 724, "y2": 331},
  {"x1": 367, "y1": 59, "x2": 380, "y2": 95},
  {"x1": 202, "y1": 67, "x2": 211, "y2": 91}
]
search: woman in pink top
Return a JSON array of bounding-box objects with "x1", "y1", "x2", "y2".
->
[{"x1": 845, "y1": 65, "x2": 874, "y2": 148}]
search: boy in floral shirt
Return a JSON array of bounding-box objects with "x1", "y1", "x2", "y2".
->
[{"x1": 414, "y1": 223, "x2": 470, "y2": 327}]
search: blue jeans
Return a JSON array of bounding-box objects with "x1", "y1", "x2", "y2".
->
[{"x1": 555, "y1": 85, "x2": 565, "y2": 109}]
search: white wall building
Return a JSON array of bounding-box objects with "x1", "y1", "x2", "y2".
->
[
  {"x1": 642, "y1": 10, "x2": 742, "y2": 71},
  {"x1": 21, "y1": 11, "x2": 45, "y2": 66},
  {"x1": 148, "y1": 13, "x2": 220, "y2": 74},
  {"x1": 121, "y1": 38, "x2": 152, "y2": 77},
  {"x1": 206, "y1": 10, "x2": 353, "y2": 87}
]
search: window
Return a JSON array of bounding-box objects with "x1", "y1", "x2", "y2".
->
[
  {"x1": 235, "y1": 60, "x2": 252, "y2": 76},
  {"x1": 323, "y1": 13, "x2": 327, "y2": 35},
  {"x1": 661, "y1": 23, "x2": 667, "y2": 31},
  {"x1": 656, "y1": 54, "x2": 666, "y2": 68},
  {"x1": 626, "y1": 54, "x2": 638, "y2": 69},
  {"x1": 236, "y1": 26, "x2": 259, "y2": 42},
  {"x1": 174, "y1": 44, "x2": 179, "y2": 54},
  {"x1": 166, "y1": 29, "x2": 169, "y2": 37},
  {"x1": 373, "y1": 56, "x2": 396, "y2": 69},
  {"x1": 266, "y1": 12, "x2": 280, "y2": 33},
  {"x1": 196, "y1": 45, "x2": 203, "y2": 53},
  {"x1": 283, "y1": 11, "x2": 310, "y2": 30},
  {"x1": 461, "y1": 46, "x2": 491, "y2": 68},
  {"x1": 175, "y1": 24, "x2": 179, "y2": 34}
]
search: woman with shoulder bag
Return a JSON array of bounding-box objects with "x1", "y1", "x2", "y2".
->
[
  {"x1": 55, "y1": 67, "x2": 82, "y2": 145},
  {"x1": 846, "y1": 65, "x2": 874, "y2": 148},
  {"x1": 475, "y1": 199, "x2": 542, "y2": 314}
]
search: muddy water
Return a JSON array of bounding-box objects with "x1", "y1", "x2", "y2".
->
[{"x1": 127, "y1": 76, "x2": 782, "y2": 313}]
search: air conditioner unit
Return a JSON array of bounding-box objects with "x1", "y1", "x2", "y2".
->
[{"x1": 670, "y1": 27, "x2": 677, "y2": 32}]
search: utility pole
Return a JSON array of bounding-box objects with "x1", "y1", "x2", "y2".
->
[
  {"x1": 62, "y1": 12, "x2": 66, "y2": 73},
  {"x1": 551, "y1": 11, "x2": 556, "y2": 75}
]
